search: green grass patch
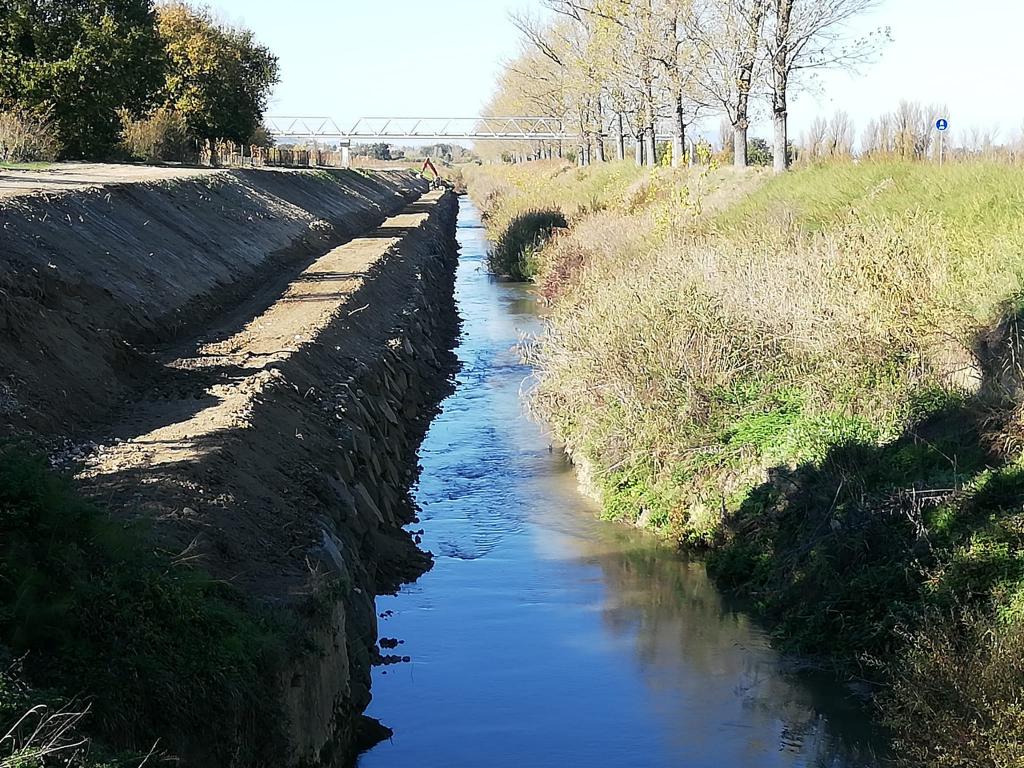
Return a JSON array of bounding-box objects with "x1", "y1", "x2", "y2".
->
[
  {"x1": 0, "y1": 442, "x2": 291, "y2": 764},
  {"x1": 0, "y1": 162, "x2": 52, "y2": 171}
]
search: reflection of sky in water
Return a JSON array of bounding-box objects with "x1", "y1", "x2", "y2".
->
[{"x1": 359, "y1": 201, "x2": 886, "y2": 768}]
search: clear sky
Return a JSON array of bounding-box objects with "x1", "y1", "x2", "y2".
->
[{"x1": 208, "y1": 0, "x2": 1023, "y2": 146}]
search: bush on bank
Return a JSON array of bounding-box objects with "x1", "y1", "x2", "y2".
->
[
  {"x1": 0, "y1": 442, "x2": 289, "y2": 765},
  {"x1": 488, "y1": 209, "x2": 567, "y2": 280},
  {"x1": 467, "y1": 159, "x2": 1024, "y2": 766}
]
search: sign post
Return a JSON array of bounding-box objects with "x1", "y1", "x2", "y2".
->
[{"x1": 936, "y1": 118, "x2": 949, "y2": 166}]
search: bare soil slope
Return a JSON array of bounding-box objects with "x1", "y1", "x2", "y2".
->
[
  {"x1": 0, "y1": 168, "x2": 461, "y2": 765},
  {"x1": 0, "y1": 168, "x2": 421, "y2": 436}
]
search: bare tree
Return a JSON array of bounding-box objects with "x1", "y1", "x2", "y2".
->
[
  {"x1": 687, "y1": 0, "x2": 767, "y2": 168},
  {"x1": 892, "y1": 100, "x2": 946, "y2": 160},
  {"x1": 511, "y1": 11, "x2": 606, "y2": 165},
  {"x1": 650, "y1": 0, "x2": 711, "y2": 167},
  {"x1": 826, "y1": 109, "x2": 854, "y2": 156},
  {"x1": 801, "y1": 114, "x2": 827, "y2": 158},
  {"x1": 765, "y1": 0, "x2": 888, "y2": 172}
]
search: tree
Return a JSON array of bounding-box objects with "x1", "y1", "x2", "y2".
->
[
  {"x1": 687, "y1": 0, "x2": 767, "y2": 168},
  {"x1": 746, "y1": 135, "x2": 772, "y2": 165},
  {"x1": 0, "y1": 0, "x2": 165, "y2": 157},
  {"x1": 649, "y1": 0, "x2": 710, "y2": 167},
  {"x1": 157, "y1": 3, "x2": 279, "y2": 145},
  {"x1": 764, "y1": 0, "x2": 888, "y2": 172}
]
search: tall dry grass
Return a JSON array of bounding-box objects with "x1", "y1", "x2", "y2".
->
[
  {"x1": 118, "y1": 107, "x2": 191, "y2": 163},
  {"x1": 0, "y1": 111, "x2": 60, "y2": 164},
  {"x1": 474, "y1": 161, "x2": 1024, "y2": 535}
]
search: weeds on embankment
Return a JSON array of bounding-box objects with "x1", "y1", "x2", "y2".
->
[
  {"x1": 487, "y1": 209, "x2": 567, "y2": 280},
  {"x1": 0, "y1": 442, "x2": 290, "y2": 766},
  {"x1": 467, "y1": 159, "x2": 1024, "y2": 766}
]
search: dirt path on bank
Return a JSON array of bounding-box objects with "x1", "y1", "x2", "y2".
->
[
  {"x1": 0, "y1": 162, "x2": 222, "y2": 198},
  {"x1": 74, "y1": 189, "x2": 450, "y2": 598},
  {"x1": 81, "y1": 191, "x2": 442, "y2": 464},
  {"x1": 1, "y1": 168, "x2": 422, "y2": 437}
]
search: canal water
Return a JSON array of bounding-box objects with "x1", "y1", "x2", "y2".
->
[{"x1": 359, "y1": 199, "x2": 885, "y2": 768}]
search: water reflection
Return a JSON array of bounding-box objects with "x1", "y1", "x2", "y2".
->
[{"x1": 359, "y1": 200, "x2": 885, "y2": 768}]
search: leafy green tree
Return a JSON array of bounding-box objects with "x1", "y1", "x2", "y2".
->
[
  {"x1": 0, "y1": 0, "x2": 165, "y2": 157},
  {"x1": 157, "y1": 3, "x2": 279, "y2": 144},
  {"x1": 747, "y1": 136, "x2": 772, "y2": 166}
]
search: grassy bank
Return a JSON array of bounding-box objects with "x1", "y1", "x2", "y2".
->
[
  {"x1": 0, "y1": 442, "x2": 291, "y2": 766},
  {"x1": 468, "y1": 159, "x2": 1024, "y2": 766}
]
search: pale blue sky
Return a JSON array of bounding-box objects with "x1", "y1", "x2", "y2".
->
[{"x1": 209, "y1": 0, "x2": 1023, "y2": 145}]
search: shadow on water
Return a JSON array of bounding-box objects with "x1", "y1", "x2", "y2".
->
[{"x1": 358, "y1": 199, "x2": 888, "y2": 768}]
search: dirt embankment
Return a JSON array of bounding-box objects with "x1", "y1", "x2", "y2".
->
[
  {"x1": 0, "y1": 167, "x2": 422, "y2": 436},
  {"x1": 0, "y1": 170, "x2": 461, "y2": 765}
]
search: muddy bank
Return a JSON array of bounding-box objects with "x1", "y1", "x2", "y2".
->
[
  {"x1": 0, "y1": 172, "x2": 460, "y2": 765},
  {"x1": 0, "y1": 168, "x2": 422, "y2": 436}
]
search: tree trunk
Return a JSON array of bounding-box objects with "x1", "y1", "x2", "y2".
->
[
  {"x1": 646, "y1": 124, "x2": 657, "y2": 167},
  {"x1": 635, "y1": 133, "x2": 644, "y2": 166},
  {"x1": 616, "y1": 114, "x2": 625, "y2": 160},
  {"x1": 773, "y1": 107, "x2": 788, "y2": 173},
  {"x1": 733, "y1": 123, "x2": 748, "y2": 168},
  {"x1": 772, "y1": 0, "x2": 794, "y2": 173},
  {"x1": 596, "y1": 133, "x2": 606, "y2": 162},
  {"x1": 672, "y1": 93, "x2": 685, "y2": 168},
  {"x1": 733, "y1": 1, "x2": 765, "y2": 169}
]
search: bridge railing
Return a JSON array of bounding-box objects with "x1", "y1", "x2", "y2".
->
[{"x1": 264, "y1": 115, "x2": 574, "y2": 142}]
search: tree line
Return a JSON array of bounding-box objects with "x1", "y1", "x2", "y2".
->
[
  {"x1": 0, "y1": 0, "x2": 279, "y2": 161},
  {"x1": 488, "y1": 0, "x2": 888, "y2": 172}
]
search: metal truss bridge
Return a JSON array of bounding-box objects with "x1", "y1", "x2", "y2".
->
[{"x1": 264, "y1": 116, "x2": 572, "y2": 143}]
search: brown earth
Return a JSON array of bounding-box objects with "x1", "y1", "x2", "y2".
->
[
  {"x1": 0, "y1": 161, "x2": 222, "y2": 198},
  {"x1": 77, "y1": 190, "x2": 452, "y2": 600},
  {"x1": 0, "y1": 168, "x2": 462, "y2": 765},
  {"x1": 0, "y1": 167, "x2": 421, "y2": 435}
]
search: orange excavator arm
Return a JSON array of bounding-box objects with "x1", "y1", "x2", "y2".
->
[{"x1": 421, "y1": 158, "x2": 439, "y2": 178}]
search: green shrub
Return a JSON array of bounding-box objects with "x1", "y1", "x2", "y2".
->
[
  {"x1": 488, "y1": 209, "x2": 567, "y2": 281},
  {"x1": 884, "y1": 610, "x2": 1024, "y2": 768},
  {"x1": 747, "y1": 137, "x2": 773, "y2": 166},
  {"x1": 0, "y1": 442, "x2": 289, "y2": 763}
]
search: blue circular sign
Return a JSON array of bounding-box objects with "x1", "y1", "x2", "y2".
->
[{"x1": 936, "y1": 118, "x2": 949, "y2": 132}]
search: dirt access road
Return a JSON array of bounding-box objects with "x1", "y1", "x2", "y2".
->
[{"x1": 0, "y1": 161, "x2": 222, "y2": 198}]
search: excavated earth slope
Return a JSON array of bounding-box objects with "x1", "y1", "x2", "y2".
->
[
  {"x1": 0, "y1": 169, "x2": 461, "y2": 766},
  {"x1": 0, "y1": 168, "x2": 422, "y2": 435}
]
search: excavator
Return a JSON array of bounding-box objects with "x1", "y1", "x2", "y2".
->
[{"x1": 420, "y1": 157, "x2": 446, "y2": 190}]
